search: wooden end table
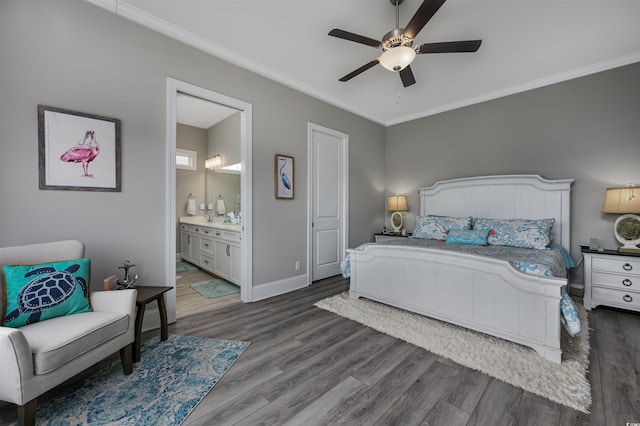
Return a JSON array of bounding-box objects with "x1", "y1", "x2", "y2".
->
[{"x1": 133, "y1": 286, "x2": 172, "y2": 363}]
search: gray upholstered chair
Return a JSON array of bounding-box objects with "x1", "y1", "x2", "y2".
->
[{"x1": 0, "y1": 240, "x2": 137, "y2": 426}]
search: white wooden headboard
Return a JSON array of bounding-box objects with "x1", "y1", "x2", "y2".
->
[{"x1": 418, "y1": 175, "x2": 574, "y2": 250}]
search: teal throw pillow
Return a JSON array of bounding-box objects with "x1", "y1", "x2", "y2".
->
[
  {"x1": 445, "y1": 229, "x2": 492, "y2": 246},
  {"x1": 2, "y1": 258, "x2": 92, "y2": 328}
]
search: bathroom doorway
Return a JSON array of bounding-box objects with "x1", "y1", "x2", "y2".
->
[
  {"x1": 166, "y1": 78, "x2": 253, "y2": 323},
  {"x1": 176, "y1": 94, "x2": 241, "y2": 317}
]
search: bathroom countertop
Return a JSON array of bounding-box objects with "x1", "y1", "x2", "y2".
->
[{"x1": 179, "y1": 216, "x2": 242, "y2": 231}]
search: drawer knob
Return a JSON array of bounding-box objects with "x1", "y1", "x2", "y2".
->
[
  {"x1": 623, "y1": 279, "x2": 632, "y2": 287},
  {"x1": 623, "y1": 263, "x2": 633, "y2": 271},
  {"x1": 623, "y1": 294, "x2": 633, "y2": 303}
]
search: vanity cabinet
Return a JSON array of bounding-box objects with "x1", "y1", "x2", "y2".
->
[
  {"x1": 180, "y1": 221, "x2": 241, "y2": 285},
  {"x1": 180, "y1": 224, "x2": 201, "y2": 264},
  {"x1": 213, "y1": 229, "x2": 241, "y2": 285},
  {"x1": 199, "y1": 229, "x2": 215, "y2": 273}
]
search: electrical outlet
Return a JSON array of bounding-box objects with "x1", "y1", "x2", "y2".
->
[{"x1": 295, "y1": 260, "x2": 301, "y2": 271}]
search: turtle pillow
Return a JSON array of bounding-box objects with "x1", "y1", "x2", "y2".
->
[{"x1": 2, "y1": 258, "x2": 92, "y2": 328}]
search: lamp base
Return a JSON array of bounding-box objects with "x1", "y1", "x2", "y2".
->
[
  {"x1": 390, "y1": 211, "x2": 403, "y2": 234},
  {"x1": 619, "y1": 247, "x2": 640, "y2": 253},
  {"x1": 613, "y1": 214, "x2": 640, "y2": 253}
]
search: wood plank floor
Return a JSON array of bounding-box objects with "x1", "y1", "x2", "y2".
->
[
  {"x1": 176, "y1": 277, "x2": 640, "y2": 425},
  {"x1": 176, "y1": 264, "x2": 241, "y2": 318},
  {"x1": 2, "y1": 276, "x2": 640, "y2": 425}
]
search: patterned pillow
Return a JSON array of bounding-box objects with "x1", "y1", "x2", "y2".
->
[
  {"x1": 445, "y1": 229, "x2": 493, "y2": 246},
  {"x1": 2, "y1": 258, "x2": 92, "y2": 328},
  {"x1": 473, "y1": 218, "x2": 555, "y2": 249},
  {"x1": 413, "y1": 215, "x2": 472, "y2": 240}
]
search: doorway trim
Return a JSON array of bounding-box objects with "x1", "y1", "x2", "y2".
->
[
  {"x1": 166, "y1": 78, "x2": 253, "y2": 323},
  {"x1": 306, "y1": 122, "x2": 349, "y2": 284}
]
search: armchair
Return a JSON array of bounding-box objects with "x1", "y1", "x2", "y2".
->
[{"x1": 0, "y1": 240, "x2": 137, "y2": 426}]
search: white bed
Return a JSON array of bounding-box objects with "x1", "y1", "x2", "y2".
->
[{"x1": 347, "y1": 175, "x2": 574, "y2": 363}]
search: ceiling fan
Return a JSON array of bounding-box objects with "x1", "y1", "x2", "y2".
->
[{"x1": 328, "y1": 0, "x2": 482, "y2": 87}]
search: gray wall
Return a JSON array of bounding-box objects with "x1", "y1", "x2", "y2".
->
[
  {"x1": 386, "y1": 62, "x2": 640, "y2": 282},
  {"x1": 206, "y1": 112, "x2": 241, "y2": 215},
  {"x1": 176, "y1": 124, "x2": 207, "y2": 252},
  {"x1": 0, "y1": 0, "x2": 385, "y2": 289},
  {"x1": 208, "y1": 112, "x2": 241, "y2": 167},
  {"x1": 4, "y1": 0, "x2": 632, "y2": 291}
]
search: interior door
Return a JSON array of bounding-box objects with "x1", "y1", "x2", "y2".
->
[{"x1": 309, "y1": 123, "x2": 348, "y2": 281}]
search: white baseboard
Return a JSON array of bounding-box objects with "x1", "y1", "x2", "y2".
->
[{"x1": 251, "y1": 274, "x2": 308, "y2": 302}]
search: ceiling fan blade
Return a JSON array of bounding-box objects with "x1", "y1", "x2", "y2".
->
[
  {"x1": 338, "y1": 59, "x2": 380, "y2": 82},
  {"x1": 399, "y1": 66, "x2": 416, "y2": 87},
  {"x1": 403, "y1": 0, "x2": 447, "y2": 40},
  {"x1": 416, "y1": 40, "x2": 482, "y2": 54},
  {"x1": 329, "y1": 29, "x2": 380, "y2": 47}
]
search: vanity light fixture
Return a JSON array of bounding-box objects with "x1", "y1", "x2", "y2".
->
[{"x1": 205, "y1": 154, "x2": 222, "y2": 170}]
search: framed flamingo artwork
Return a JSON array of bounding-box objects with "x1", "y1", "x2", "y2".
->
[
  {"x1": 38, "y1": 105, "x2": 121, "y2": 191},
  {"x1": 275, "y1": 154, "x2": 294, "y2": 199}
]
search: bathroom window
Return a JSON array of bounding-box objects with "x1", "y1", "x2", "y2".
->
[{"x1": 176, "y1": 148, "x2": 197, "y2": 171}]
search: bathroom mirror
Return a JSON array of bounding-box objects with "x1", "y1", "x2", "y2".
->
[{"x1": 206, "y1": 171, "x2": 241, "y2": 217}]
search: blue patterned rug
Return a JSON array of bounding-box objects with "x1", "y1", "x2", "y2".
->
[{"x1": 25, "y1": 335, "x2": 249, "y2": 425}]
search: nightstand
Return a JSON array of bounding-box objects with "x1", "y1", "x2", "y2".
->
[
  {"x1": 374, "y1": 233, "x2": 411, "y2": 243},
  {"x1": 582, "y1": 246, "x2": 640, "y2": 312}
]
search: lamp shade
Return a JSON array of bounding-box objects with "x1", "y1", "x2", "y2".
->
[
  {"x1": 387, "y1": 195, "x2": 408, "y2": 212},
  {"x1": 602, "y1": 186, "x2": 640, "y2": 214}
]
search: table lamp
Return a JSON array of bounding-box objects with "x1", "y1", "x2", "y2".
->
[
  {"x1": 602, "y1": 185, "x2": 640, "y2": 253},
  {"x1": 387, "y1": 194, "x2": 408, "y2": 234}
]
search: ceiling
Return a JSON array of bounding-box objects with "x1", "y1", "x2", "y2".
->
[
  {"x1": 177, "y1": 92, "x2": 237, "y2": 129},
  {"x1": 88, "y1": 0, "x2": 640, "y2": 126}
]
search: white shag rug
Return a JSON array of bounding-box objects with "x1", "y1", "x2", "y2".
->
[{"x1": 315, "y1": 293, "x2": 591, "y2": 413}]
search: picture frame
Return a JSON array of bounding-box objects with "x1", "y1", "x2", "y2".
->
[
  {"x1": 275, "y1": 154, "x2": 294, "y2": 199},
  {"x1": 38, "y1": 105, "x2": 121, "y2": 191}
]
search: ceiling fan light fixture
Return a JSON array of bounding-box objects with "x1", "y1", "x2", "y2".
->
[{"x1": 379, "y1": 46, "x2": 416, "y2": 72}]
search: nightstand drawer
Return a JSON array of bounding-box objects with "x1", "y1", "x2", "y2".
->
[
  {"x1": 592, "y1": 271, "x2": 638, "y2": 290},
  {"x1": 374, "y1": 234, "x2": 410, "y2": 243},
  {"x1": 592, "y1": 287, "x2": 640, "y2": 309},
  {"x1": 592, "y1": 257, "x2": 640, "y2": 275}
]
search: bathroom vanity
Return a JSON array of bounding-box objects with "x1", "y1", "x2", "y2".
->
[{"x1": 179, "y1": 216, "x2": 242, "y2": 285}]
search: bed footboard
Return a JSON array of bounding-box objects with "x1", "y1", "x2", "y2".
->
[{"x1": 348, "y1": 244, "x2": 565, "y2": 363}]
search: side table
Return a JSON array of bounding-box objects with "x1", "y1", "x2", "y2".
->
[
  {"x1": 581, "y1": 246, "x2": 640, "y2": 312},
  {"x1": 374, "y1": 232, "x2": 412, "y2": 243},
  {"x1": 133, "y1": 286, "x2": 172, "y2": 362}
]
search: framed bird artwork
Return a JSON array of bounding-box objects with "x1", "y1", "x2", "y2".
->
[
  {"x1": 38, "y1": 105, "x2": 121, "y2": 191},
  {"x1": 275, "y1": 154, "x2": 294, "y2": 199}
]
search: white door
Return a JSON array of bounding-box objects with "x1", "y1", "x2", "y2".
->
[{"x1": 308, "y1": 123, "x2": 349, "y2": 282}]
